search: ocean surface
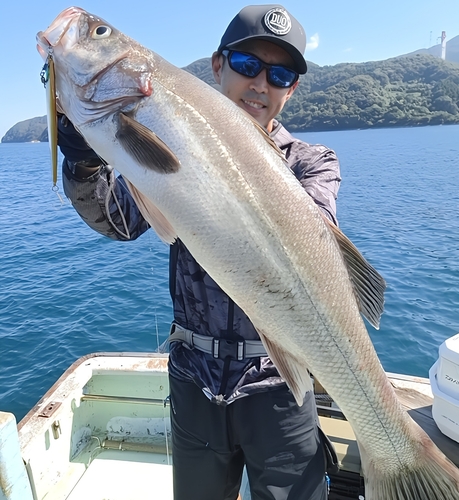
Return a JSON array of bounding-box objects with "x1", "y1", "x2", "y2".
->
[{"x1": 1, "y1": 124, "x2": 459, "y2": 422}]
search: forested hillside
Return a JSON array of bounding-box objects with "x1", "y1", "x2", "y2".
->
[
  {"x1": 185, "y1": 54, "x2": 459, "y2": 132},
  {"x1": 3, "y1": 53, "x2": 459, "y2": 142},
  {"x1": 1, "y1": 116, "x2": 47, "y2": 143}
]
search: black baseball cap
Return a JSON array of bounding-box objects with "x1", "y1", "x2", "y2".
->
[{"x1": 218, "y1": 4, "x2": 307, "y2": 74}]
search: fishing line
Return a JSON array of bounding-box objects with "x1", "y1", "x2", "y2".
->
[
  {"x1": 104, "y1": 165, "x2": 131, "y2": 240},
  {"x1": 154, "y1": 303, "x2": 160, "y2": 352},
  {"x1": 52, "y1": 184, "x2": 65, "y2": 204}
]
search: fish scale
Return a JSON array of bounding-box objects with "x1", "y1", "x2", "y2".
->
[{"x1": 37, "y1": 7, "x2": 459, "y2": 499}]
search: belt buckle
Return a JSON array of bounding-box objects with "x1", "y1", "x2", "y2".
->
[{"x1": 212, "y1": 338, "x2": 245, "y2": 361}]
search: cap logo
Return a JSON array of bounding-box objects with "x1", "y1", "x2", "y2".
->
[{"x1": 264, "y1": 8, "x2": 292, "y2": 36}]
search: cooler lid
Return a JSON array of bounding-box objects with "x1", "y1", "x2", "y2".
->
[{"x1": 439, "y1": 333, "x2": 459, "y2": 364}]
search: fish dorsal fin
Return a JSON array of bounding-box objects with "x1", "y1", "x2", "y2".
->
[
  {"x1": 240, "y1": 109, "x2": 286, "y2": 162},
  {"x1": 324, "y1": 217, "x2": 386, "y2": 329},
  {"x1": 116, "y1": 113, "x2": 181, "y2": 174},
  {"x1": 256, "y1": 329, "x2": 313, "y2": 406},
  {"x1": 124, "y1": 178, "x2": 177, "y2": 244}
]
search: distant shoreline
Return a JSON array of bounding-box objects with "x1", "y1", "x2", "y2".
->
[
  {"x1": 3, "y1": 52, "x2": 459, "y2": 143},
  {"x1": 2, "y1": 120, "x2": 459, "y2": 146}
]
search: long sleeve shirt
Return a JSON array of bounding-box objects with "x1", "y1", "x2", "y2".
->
[{"x1": 62, "y1": 119, "x2": 341, "y2": 404}]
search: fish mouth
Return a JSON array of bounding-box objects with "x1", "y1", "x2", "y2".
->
[
  {"x1": 36, "y1": 7, "x2": 133, "y2": 93},
  {"x1": 36, "y1": 6, "x2": 85, "y2": 58},
  {"x1": 36, "y1": 7, "x2": 152, "y2": 124},
  {"x1": 36, "y1": 6, "x2": 130, "y2": 71}
]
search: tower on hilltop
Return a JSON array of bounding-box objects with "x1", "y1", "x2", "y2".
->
[{"x1": 441, "y1": 31, "x2": 447, "y2": 60}]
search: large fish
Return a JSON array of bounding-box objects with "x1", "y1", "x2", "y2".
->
[{"x1": 37, "y1": 7, "x2": 459, "y2": 499}]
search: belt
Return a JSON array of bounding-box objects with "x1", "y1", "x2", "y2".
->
[{"x1": 168, "y1": 322, "x2": 267, "y2": 361}]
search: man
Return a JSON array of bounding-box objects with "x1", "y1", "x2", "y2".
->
[{"x1": 58, "y1": 5, "x2": 341, "y2": 499}]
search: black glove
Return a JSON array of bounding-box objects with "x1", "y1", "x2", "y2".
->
[{"x1": 57, "y1": 114, "x2": 100, "y2": 166}]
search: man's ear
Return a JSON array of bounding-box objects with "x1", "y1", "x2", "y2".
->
[
  {"x1": 286, "y1": 80, "x2": 299, "y2": 100},
  {"x1": 211, "y1": 51, "x2": 224, "y2": 85}
]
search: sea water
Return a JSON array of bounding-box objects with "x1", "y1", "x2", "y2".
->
[{"x1": 1, "y1": 124, "x2": 458, "y2": 421}]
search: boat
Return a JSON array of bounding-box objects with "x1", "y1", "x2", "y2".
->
[{"x1": 1, "y1": 350, "x2": 459, "y2": 500}]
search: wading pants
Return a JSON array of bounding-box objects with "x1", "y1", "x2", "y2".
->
[{"x1": 169, "y1": 375, "x2": 328, "y2": 500}]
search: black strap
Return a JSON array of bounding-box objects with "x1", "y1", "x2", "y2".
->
[
  {"x1": 218, "y1": 297, "x2": 237, "y2": 396},
  {"x1": 169, "y1": 241, "x2": 179, "y2": 301},
  {"x1": 227, "y1": 298, "x2": 235, "y2": 339},
  {"x1": 318, "y1": 426, "x2": 339, "y2": 474}
]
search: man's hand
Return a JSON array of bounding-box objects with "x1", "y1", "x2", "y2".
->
[
  {"x1": 58, "y1": 114, "x2": 100, "y2": 165},
  {"x1": 58, "y1": 115, "x2": 102, "y2": 178}
]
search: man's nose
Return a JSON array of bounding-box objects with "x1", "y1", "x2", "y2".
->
[{"x1": 249, "y1": 68, "x2": 269, "y2": 93}]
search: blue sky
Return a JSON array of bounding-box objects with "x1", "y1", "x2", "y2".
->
[{"x1": 1, "y1": 0, "x2": 458, "y2": 138}]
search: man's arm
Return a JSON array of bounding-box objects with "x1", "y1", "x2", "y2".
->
[
  {"x1": 58, "y1": 116, "x2": 149, "y2": 240},
  {"x1": 289, "y1": 142, "x2": 341, "y2": 225}
]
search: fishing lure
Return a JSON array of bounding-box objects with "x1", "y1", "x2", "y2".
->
[{"x1": 40, "y1": 53, "x2": 62, "y2": 201}]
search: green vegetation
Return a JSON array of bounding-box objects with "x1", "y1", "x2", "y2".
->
[
  {"x1": 3, "y1": 54, "x2": 459, "y2": 142},
  {"x1": 1, "y1": 116, "x2": 47, "y2": 143},
  {"x1": 186, "y1": 54, "x2": 459, "y2": 132},
  {"x1": 279, "y1": 55, "x2": 459, "y2": 131}
]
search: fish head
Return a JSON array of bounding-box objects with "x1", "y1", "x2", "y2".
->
[{"x1": 36, "y1": 7, "x2": 153, "y2": 127}]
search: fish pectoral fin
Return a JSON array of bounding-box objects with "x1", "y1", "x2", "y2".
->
[
  {"x1": 124, "y1": 178, "x2": 177, "y2": 244},
  {"x1": 324, "y1": 217, "x2": 386, "y2": 329},
  {"x1": 116, "y1": 113, "x2": 180, "y2": 174},
  {"x1": 256, "y1": 330, "x2": 313, "y2": 406}
]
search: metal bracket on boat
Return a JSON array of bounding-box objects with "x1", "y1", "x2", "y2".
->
[
  {"x1": 81, "y1": 394, "x2": 170, "y2": 406},
  {"x1": 38, "y1": 401, "x2": 61, "y2": 418},
  {"x1": 51, "y1": 421, "x2": 62, "y2": 439},
  {"x1": 101, "y1": 439, "x2": 170, "y2": 455}
]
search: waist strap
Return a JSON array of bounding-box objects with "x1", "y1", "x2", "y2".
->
[{"x1": 168, "y1": 322, "x2": 267, "y2": 361}]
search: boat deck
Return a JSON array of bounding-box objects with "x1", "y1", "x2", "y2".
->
[
  {"x1": 67, "y1": 449, "x2": 172, "y2": 500},
  {"x1": 314, "y1": 371, "x2": 459, "y2": 499},
  {"x1": 386, "y1": 372, "x2": 459, "y2": 467},
  {"x1": 4, "y1": 353, "x2": 459, "y2": 500}
]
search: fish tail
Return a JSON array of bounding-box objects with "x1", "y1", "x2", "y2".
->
[{"x1": 363, "y1": 439, "x2": 459, "y2": 499}]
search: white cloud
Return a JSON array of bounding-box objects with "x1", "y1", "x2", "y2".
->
[{"x1": 306, "y1": 33, "x2": 319, "y2": 51}]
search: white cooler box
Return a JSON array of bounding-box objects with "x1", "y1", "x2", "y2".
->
[{"x1": 429, "y1": 333, "x2": 459, "y2": 443}]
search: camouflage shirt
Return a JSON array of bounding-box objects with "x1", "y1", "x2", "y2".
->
[{"x1": 63, "y1": 120, "x2": 341, "y2": 404}]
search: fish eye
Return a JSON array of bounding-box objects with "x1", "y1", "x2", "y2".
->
[{"x1": 92, "y1": 25, "x2": 112, "y2": 39}]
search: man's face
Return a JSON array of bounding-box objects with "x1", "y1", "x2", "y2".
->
[{"x1": 211, "y1": 40, "x2": 299, "y2": 132}]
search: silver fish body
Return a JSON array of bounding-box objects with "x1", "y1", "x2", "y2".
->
[{"x1": 37, "y1": 8, "x2": 459, "y2": 499}]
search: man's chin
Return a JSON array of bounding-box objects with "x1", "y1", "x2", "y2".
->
[{"x1": 247, "y1": 110, "x2": 271, "y2": 130}]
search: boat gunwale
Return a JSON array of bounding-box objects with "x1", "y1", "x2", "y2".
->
[
  {"x1": 18, "y1": 352, "x2": 169, "y2": 431},
  {"x1": 11, "y1": 352, "x2": 459, "y2": 500}
]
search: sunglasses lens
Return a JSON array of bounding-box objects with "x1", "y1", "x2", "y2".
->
[
  {"x1": 268, "y1": 66, "x2": 298, "y2": 88},
  {"x1": 228, "y1": 52, "x2": 262, "y2": 78},
  {"x1": 227, "y1": 51, "x2": 298, "y2": 88}
]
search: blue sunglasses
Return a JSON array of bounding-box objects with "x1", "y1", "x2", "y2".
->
[{"x1": 221, "y1": 50, "x2": 299, "y2": 89}]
